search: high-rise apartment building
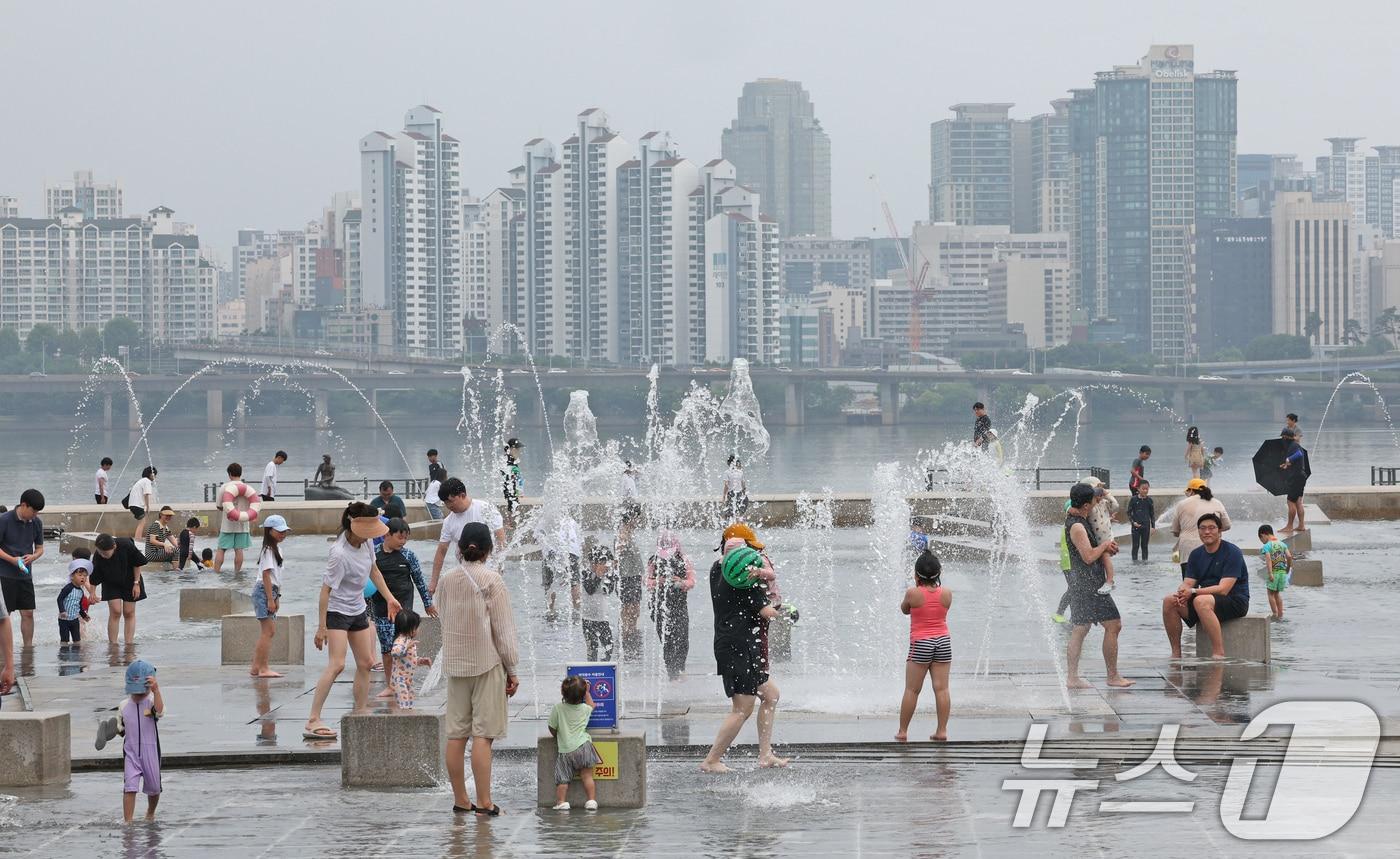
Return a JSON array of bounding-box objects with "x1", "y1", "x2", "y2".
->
[
  {"x1": 1271, "y1": 192, "x2": 1357, "y2": 346},
  {"x1": 45, "y1": 170, "x2": 123, "y2": 220},
  {"x1": 1237, "y1": 154, "x2": 1311, "y2": 217},
  {"x1": 1374, "y1": 146, "x2": 1400, "y2": 240},
  {"x1": 703, "y1": 184, "x2": 781, "y2": 364},
  {"x1": 562, "y1": 110, "x2": 631, "y2": 362},
  {"x1": 617, "y1": 131, "x2": 699, "y2": 365},
  {"x1": 1, "y1": 205, "x2": 214, "y2": 341},
  {"x1": 721, "y1": 79, "x2": 831, "y2": 237},
  {"x1": 1316, "y1": 138, "x2": 1370, "y2": 226},
  {"x1": 929, "y1": 103, "x2": 1016, "y2": 227},
  {"x1": 359, "y1": 105, "x2": 463, "y2": 354},
  {"x1": 463, "y1": 186, "x2": 524, "y2": 342},
  {"x1": 517, "y1": 137, "x2": 567, "y2": 356},
  {"x1": 1069, "y1": 44, "x2": 1237, "y2": 360},
  {"x1": 0, "y1": 197, "x2": 18, "y2": 218}
]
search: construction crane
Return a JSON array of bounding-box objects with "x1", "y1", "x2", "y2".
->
[{"x1": 870, "y1": 175, "x2": 931, "y2": 354}]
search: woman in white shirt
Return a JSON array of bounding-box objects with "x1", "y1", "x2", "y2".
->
[
  {"x1": 250, "y1": 515, "x2": 293, "y2": 678},
  {"x1": 127, "y1": 466, "x2": 158, "y2": 541},
  {"x1": 303, "y1": 502, "x2": 400, "y2": 741}
]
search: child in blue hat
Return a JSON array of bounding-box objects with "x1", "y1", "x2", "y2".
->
[{"x1": 96, "y1": 659, "x2": 164, "y2": 821}]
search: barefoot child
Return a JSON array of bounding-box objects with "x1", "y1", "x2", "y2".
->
[
  {"x1": 95, "y1": 659, "x2": 163, "y2": 822},
  {"x1": 548, "y1": 675, "x2": 600, "y2": 811},
  {"x1": 896, "y1": 549, "x2": 953, "y2": 742},
  {"x1": 1259, "y1": 524, "x2": 1292, "y2": 620},
  {"x1": 251, "y1": 515, "x2": 292, "y2": 678},
  {"x1": 388, "y1": 608, "x2": 433, "y2": 709}
]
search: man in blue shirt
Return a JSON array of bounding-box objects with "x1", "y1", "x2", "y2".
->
[
  {"x1": 1160, "y1": 512, "x2": 1250, "y2": 659},
  {"x1": 0, "y1": 489, "x2": 46, "y2": 648}
]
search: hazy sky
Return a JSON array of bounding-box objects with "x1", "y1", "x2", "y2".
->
[{"x1": 4, "y1": 0, "x2": 1399, "y2": 259}]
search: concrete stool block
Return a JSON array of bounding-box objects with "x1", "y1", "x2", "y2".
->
[
  {"x1": 1283, "y1": 530, "x2": 1312, "y2": 553},
  {"x1": 1290, "y1": 559, "x2": 1323, "y2": 587},
  {"x1": 341, "y1": 711, "x2": 445, "y2": 787},
  {"x1": 537, "y1": 729, "x2": 646, "y2": 808},
  {"x1": 179, "y1": 587, "x2": 252, "y2": 620},
  {"x1": 416, "y1": 615, "x2": 441, "y2": 660},
  {"x1": 220, "y1": 613, "x2": 305, "y2": 665},
  {"x1": 1196, "y1": 614, "x2": 1271, "y2": 663},
  {"x1": 0, "y1": 712, "x2": 71, "y2": 786}
]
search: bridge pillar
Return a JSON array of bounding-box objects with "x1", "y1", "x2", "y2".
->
[
  {"x1": 783, "y1": 382, "x2": 805, "y2": 426},
  {"x1": 1272, "y1": 391, "x2": 1289, "y2": 424},
  {"x1": 102, "y1": 394, "x2": 113, "y2": 430},
  {"x1": 127, "y1": 397, "x2": 142, "y2": 431},
  {"x1": 1172, "y1": 387, "x2": 1188, "y2": 419},
  {"x1": 880, "y1": 381, "x2": 900, "y2": 426},
  {"x1": 366, "y1": 389, "x2": 380, "y2": 429},
  {"x1": 234, "y1": 398, "x2": 247, "y2": 429},
  {"x1": 313, "y1": 389, "x2": 330, "y2": 430},
  {"x1": 206, "y1": 389, "x2": 223, "y2": 429}
]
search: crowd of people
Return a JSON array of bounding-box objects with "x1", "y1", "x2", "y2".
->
[{"x1": 0, "y1": 401, "x2": 1321, "y2": 820}]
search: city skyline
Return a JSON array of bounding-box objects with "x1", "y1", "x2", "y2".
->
[{"x1": 4, "y1": 0, "x2": 1399, "y2": 251}]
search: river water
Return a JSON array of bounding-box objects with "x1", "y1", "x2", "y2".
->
[{"x1": 5, "y1": 418, "x2": 1397, "y2": 506}]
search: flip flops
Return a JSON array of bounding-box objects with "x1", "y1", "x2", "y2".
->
[{"x1": 302, "y1": 725, "x2": 338, "y2": 741}]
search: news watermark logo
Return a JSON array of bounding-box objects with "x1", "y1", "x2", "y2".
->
[{"x1": 1003, "y1": 700, "x2": 1379, "y2": 840}]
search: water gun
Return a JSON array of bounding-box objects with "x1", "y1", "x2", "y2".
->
[
  {"x1": 775, "y1": 603, "x2": 800, "y2": 625},
  {"x1": 15, "y1": 557, "x2": 28, "y2": 575}
]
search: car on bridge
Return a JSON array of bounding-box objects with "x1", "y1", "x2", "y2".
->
[
  {"x1": 1197, "y1": 374, "x2": 1227, "y2": 381},
  {"x1": 1276, "y1": 375, "x2": 1296, "y2": 382}
]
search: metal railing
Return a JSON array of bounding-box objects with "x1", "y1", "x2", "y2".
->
[
  {"x1": 202, "y1": 477, "x2": 430, "y2": 503},
  {"x1": 925, "y1": 466, "x2": 1109, "y2": 491},
  {"x1": 1372, "y1": 466, "x2": 1400, "y2": 486}
]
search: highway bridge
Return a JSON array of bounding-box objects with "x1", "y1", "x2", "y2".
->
[{"x1": 3, "y1": 347, "x2": 1396, "y2": 428}]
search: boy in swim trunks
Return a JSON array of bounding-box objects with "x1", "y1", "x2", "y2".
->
[{"x1": 1258, "y1": 524, "x2": 1292, "y2": 620}]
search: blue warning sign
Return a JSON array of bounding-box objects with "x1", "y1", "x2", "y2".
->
[{"x1": 567, "y1": 662, "x2": 618, "y2": 729}]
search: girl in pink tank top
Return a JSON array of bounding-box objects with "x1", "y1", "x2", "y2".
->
[{"x1": 897, "y1": 549, "x2": 953, "y2": 742}]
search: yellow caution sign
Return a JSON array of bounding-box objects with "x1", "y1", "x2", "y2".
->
[{"x1": 588, "y1": 741, "x2": 618, "y2": 780}]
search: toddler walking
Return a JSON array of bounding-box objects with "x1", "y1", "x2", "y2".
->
[
  {"x1": 548, "y1": 675, "x2": 600, "y2": 811},
  {"x1": 581, "y1": 544, "x2": 617, "y2": 661},
  {"x1": 95, "y1": 659, "x2": 164, "y2": 822},
  {"x1": 58, "y1": 550, "x2": 95, "y2": 643},
  {"x1": 388, "y1": 608, "x2": 433, "y2": 709}
]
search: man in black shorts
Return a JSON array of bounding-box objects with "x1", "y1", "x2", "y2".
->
[
  {"x1": 701, "y1": 524, "x2": 787, "y2": 773},
  {"x1": 0, "y1": 489, "x2": 46, "y2": 648},
  {"x1": 1161, "y1": 512, "x2": 1250, "y2": 659}
]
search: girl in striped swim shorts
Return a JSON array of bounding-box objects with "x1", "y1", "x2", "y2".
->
[{"x1": 897, "y1": 549, "x2": 954, "y2": 742}]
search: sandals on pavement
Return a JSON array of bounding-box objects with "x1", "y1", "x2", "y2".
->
[
  {"x1": 302, "y1": 724, "x2": 338, "y2": 740},
  {"x1": 472, "y1": 804, "x2": 502, "y2": 817}
]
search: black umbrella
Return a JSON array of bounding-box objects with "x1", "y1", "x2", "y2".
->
[{"x1": 1253, "y1": 438, "x2": 1311, "y2": 496}]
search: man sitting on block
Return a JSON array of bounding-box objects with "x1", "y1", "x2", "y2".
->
[{"x1": 1161, "y1": 513, "x2": 1250, "y2": 660}]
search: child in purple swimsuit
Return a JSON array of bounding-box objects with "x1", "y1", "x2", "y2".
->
[{"x1": 96, "y1": 659, "x2": 164, "y2": 821}]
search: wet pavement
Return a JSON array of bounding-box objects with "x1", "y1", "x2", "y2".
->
[
  {"x1": 3, "y1": 756, "x2": 1398, "y2": 857},
  {"x1": 4, "y1": 522, "x2": 1400, "y2": 854}
]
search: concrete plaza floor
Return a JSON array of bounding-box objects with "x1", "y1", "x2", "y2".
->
[{"x1": 3, "y1": 755, "x2": 1398, "y2": 857}]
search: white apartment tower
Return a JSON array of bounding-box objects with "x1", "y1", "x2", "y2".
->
[
  {"x1": 464, "y1": 187, "x2": 524, "y2": 341},
  {"x1": 562, "y1": 110, "x2": 631, "y2": 362},
  {"x1": 0, "y1": 197, "x2": 18, "y2": 218},
  {"x1": 617, "y1": 131, "x2": 700, "y2": 365},
  {"x1": 703, "y1": 184, "x2": 781, "y2": 364},
  {"x1": 359, "y1": 106, "x2": 463, "y2": 353},
  {"x1": 46, "y1": 170, "x2": 123, "y2": 219},
  {"x1": 0, "y1": 205, "x2": 214, "y2": 340},
  {"x1": 518, "y1": 138, "x2": 567, "y2": 355}
]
